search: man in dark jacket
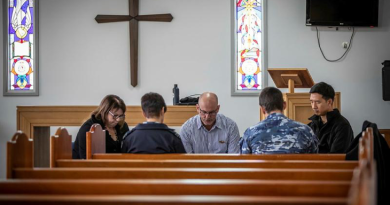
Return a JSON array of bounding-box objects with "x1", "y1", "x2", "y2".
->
[
  {"x1": 308, "y1": 82, "x2": 353, "y2": 153},
  {"x1": 121, "y1": 92, "x2": 186, "y2": 154}
]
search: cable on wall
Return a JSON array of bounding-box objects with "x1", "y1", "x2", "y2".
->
[{"x1": 316, "y1": 27, "x2": 355, "y2": 62}]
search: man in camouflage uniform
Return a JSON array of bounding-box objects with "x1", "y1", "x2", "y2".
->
[{"x1": 240, "y1": 87, "x2": 318, "y2": 154}]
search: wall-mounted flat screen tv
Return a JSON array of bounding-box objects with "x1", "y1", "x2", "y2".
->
[{"x1": 306, "y1": 0, "x2": 379, "y2": 27}]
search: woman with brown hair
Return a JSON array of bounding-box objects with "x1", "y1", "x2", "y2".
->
[{"x1": 72, "y1": 95, "x2": 129, "y2": 159}]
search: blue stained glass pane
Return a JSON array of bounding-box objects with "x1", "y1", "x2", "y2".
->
[
  {"x1": 8, "y1": 0, "x2": 34, "y2": 91},
  {"x1": 236, "y1": 0, "x2": 263, "y2": 91}
]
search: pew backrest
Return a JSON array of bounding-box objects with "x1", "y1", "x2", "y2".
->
[
  {"x1": 83, "y1": 123, "x2": 347, "y2": 161},
  {"x1": 93, "y1": 153, "x2": 346, "y2": 160}
]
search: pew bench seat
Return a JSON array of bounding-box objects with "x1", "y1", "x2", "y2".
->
[
  {"x1": 0, "y1": 195, "x2": 348, "y2": 205},
  {"x1": 0, "y1": 179, "x2": 351, "y2": 198},
  {"x1": 11, "y1": 167, "x2": 354, "y2": 181},
  {"x1": 13, "y1": 168, "x2": 353, "y2": 181},
  {"x1": 55, "y1": 159, "x2": 359, "y2": 169}
]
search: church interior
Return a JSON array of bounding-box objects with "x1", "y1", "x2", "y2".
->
[{"x1": 0, "y1": 0, "x2": 389, "y2": 204}]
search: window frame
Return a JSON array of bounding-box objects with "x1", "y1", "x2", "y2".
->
[{"x1": 3, "y1": 0, "x2": 39, "y2": 96}]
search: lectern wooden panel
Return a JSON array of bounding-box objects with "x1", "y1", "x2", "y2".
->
[
  {"x1": 268, "y1": 68, "x2": 315, "y2": 91},
  {"x1": 260, "y1": 92, "x2": 341, "y2": 124}
]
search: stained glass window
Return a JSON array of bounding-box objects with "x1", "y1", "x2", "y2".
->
[
  {"x1": 233, "y1": 0, "x2": 266, "y2": 95},
  {"x1": 4, "y1": 0, "x2": 38, "y2": 96}
]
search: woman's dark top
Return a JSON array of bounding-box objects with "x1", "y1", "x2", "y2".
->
[{"x1": 72, "y1": 114, "x2": 129, "y2": 159}]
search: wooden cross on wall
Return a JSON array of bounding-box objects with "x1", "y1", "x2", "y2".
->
[{"x1": 95, "y1": 0, "x2": 173, "y2": 87}]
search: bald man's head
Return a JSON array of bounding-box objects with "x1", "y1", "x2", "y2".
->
[
  {"x1": 199, "y1": 92, "x2": 218, "y2": 106},
  {"x1": 197, "y1": 92, "x2": 220, "y2": 127}
]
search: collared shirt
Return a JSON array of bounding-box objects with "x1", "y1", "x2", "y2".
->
[
  {"x1": 240, "y1": 113, "x2": 318, "y2": 154},
  {"x1": 180, "y1": 114, "x2": 240, "y2": 153}
]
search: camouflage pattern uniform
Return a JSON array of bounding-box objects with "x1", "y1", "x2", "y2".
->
[{"x1": 240, "y1": 113, "x2": 318, "y2": 154}]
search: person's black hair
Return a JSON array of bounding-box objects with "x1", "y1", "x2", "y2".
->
[
  {"x1": 141, "y1": 92, "x2": 167, "y2": 118},
  {"x1": 259, "y1": 87, "x2": 284, "y2": 113},
  {"x1": 309, "y1": 82, "x2": 335, "y2": 101}
]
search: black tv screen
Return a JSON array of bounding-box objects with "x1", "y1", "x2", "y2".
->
[{"x1": 306, "y1": 0, "x2": 379, "y2": 27}]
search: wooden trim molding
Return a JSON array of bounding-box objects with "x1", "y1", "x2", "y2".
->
[{"x1": 17, "y1": 106, "x2": 197, "y2": 139}]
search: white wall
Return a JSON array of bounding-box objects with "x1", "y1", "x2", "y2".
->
[{"x1": 1, "y1": 0, "x2": 389, "y2": 178}]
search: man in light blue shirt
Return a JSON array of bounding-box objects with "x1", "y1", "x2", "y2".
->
[
  {"x1": 180, "y1": 92, "x2": 240, "y2": 153},
  {"x1": 240, "y1": 87, "x2": 318, "y2": 154}
]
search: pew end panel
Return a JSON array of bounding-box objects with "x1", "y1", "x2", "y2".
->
[
  {"x1": 50, "y1": 128, "x2": 72, "y2": 168},
  {"x1": 86, "y1": 124, "x2": 106, "y2": 160},
  {"x1": 7, "y1": 132, "x2": 33, "y2": 179},
  {"x1": 348, "y1": 160, "x2": 377, "y2": 205}
]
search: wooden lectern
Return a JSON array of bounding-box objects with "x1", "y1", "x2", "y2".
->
[{"x1": 261, "y1": 68, "x2": 340, "y2": 124}]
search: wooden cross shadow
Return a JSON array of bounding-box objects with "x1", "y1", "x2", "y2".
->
[{"x1": 95, "y1": 0, "x2": 173, "y2": 87}]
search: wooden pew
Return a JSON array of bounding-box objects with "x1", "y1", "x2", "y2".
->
[
  {"x1": 41, "y1": 124, "x2": 357, "y2": 169},
  {"x1": 7, "y1": 132, "x2": 33, "y2": 178},
  {"x1": 8, "y1": 129, "x2": 357, "y2": 182},
  {"x1": 348, "y1": 129, "x2": 376, "y2": 205},
  {"x1": 93, "y1": 153, "x2": 346, "y2": 160},
  {"x1": 82, "y1": 124, "x2": 346, "y2": 161},
  {"x1": 47, "y1": 126, "x2": 356, "y2": 169},
  {"x1": 55, "y1": 159, "x2": 358, "y2": 169},
  {"x1": 1, "y1": 168, "x2": 354, "y2": 204},
  {"x1": 2, "y1": 128, "x2": 376, "y2": 205},
  {"x1": 50, "y1": 127, "x2": 72, "y2": 168},
  {"x1": 348, "y1": 161, "x2": 376, "y2": 205},
  {"x1": 0, "y1": 195, "x2": 348, "y2": 205},
  {"x1": 12, "y1": 167, "x2": 354, "y2": 181},
  {"x1": 10, "y1": 128, "x2": 354, "y2": 181},
  {"x1": 0, "y1": 179, "x2": 351, "y2": 197}
]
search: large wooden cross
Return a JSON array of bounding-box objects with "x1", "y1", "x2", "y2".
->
[{"x1": 95, "y1": 0, "x2": 173, "y2": 87}]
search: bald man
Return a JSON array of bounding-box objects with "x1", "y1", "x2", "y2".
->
[{"x1": 180, "y1": 92, "x2": 240, "y2": 153}]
